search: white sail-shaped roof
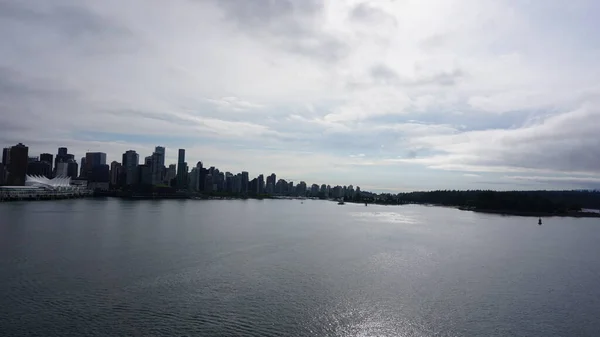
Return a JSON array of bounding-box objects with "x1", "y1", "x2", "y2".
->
[{"x1": 25, "y1": 175, "x2": 73, "y2": 190}]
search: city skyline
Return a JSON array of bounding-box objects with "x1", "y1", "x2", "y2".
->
[
  {"x1": 0, "y1": 143, "x2": 366, "y2": 197},
  {"x1": 2, "y1": 1, "x2": 600, "y2": 192}
]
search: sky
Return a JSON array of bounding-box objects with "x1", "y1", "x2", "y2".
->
[{"x1": 1, "y1": 0, "x2": 600, "y2": 192}]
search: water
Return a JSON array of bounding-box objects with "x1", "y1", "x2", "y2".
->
[{"x1": 1, "y1": 199, "x2": 599, "y2": 336}]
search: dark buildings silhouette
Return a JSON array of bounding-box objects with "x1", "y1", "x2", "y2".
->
[{"x1": 6, "y1": 143, "x2": 29, "y2": 186}]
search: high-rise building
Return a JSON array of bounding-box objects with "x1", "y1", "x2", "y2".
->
[
  {"x1": 55, "y1": 161, "x2": 69, "y2": 177},
  {"x1": 189, "y1": 167, "x2": 200, "y2": 191},
  {"x1": 155, "y1": 146, "x2": 165, "y2": 168},
  {"x1": 258, "y1": 174, "x2": 265, "y2": 194},
  {"x1": 40, "y1": 153, "x2": 53, "y2": 173},
  {"x1": 225, "y1": 172, "x2": 234, "y2": 192},
  {"x1": 137, "y1": 164, "x2": 152, "y2": 185},
  {"x1": 176, "y1": 149, "x2": 187, "y2": 189},
  {"x1": 27, "y1": 160, "x2": 52, "y2": 178},
  {"x1": 241, "y1": 171, "x2": 249, "y2": 193},
  {"x1": 233, "y1": 174, "x2": 242, "y2": 193},
  {"x1": 266, "y1": 173, "x2": 276, "y2": 191},
  {"x1": 0, "y1": 163, "x2": 6, "y2": 185},
  {"x1": 67, "y1": 159, "x2": 78, "y2": 178},
  {"x1": 54, "y1": 147, "x2": 74, "y2": 177},
  {"x1": 7, "y1": 143, "x2": 28, "y2": 186},
  {"x1": 79, "y1": 157, "x2": 86, "y2": 177},
  {"x1": 2, "y1": 147, "x2": 10, "y2": 166},
  {"x1": 110, "y1": 161, "x2": 122, "y2": 186},
  {"x1": 204, "y1": 174, "x2": 213, "y2": 193},
  {"x1": 122, "y1": 150, "x2": 139, "y2": 185},
  {"x1": 150, "y1": 151, "x2": 164, "y2": 185},
  {"x1": 84, "y1": 152, "x2": 107, "y2": 180},
  {"x1": 165, "y1": 164, "x2": 177, "y2": 186},
  {"x1": 296, "y1": 181, "x2": 307, "y2": 197},
  {"x1": 249, "y1": 178, "x2": 258, "y2": 194}
]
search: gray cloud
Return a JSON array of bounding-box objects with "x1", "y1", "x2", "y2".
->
[
  {"x1": 350, "y1": 2, "x2": 398, "y2": 26},
  {"x1": 370, "y1": 64, "x2": 400, "y2": 84},
  {"x1": 0, "y1": 0, "x2": 128, "y2": 38},
  {"x1": 210, "y1": 0, "x2": 346, "y2": 62},
  {"x1": 213, "y1": 0, "x2": 321, "y2": 26}
]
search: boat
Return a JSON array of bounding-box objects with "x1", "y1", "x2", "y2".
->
[{"x1": 338, "y1": 200, "x2": 345, "y2": 205}]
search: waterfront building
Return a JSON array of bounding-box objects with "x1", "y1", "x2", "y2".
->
[
  {"x1": 0, "y1": 174, "x2": 91, "y2": 200},
  {"x1": 150, "y1": 151, "x2": 163, "y2": 185},
  {"x1": 241, "y1": 171, "x2": 249, "y2": 193},
  {"x1": 40, "y1": 153, "x2": 53, "y2": 173},
  {"x1": 154, "y1": 146, "x2": 165, "y2": 168},
  {"x1": 204, "y1": 174, "x2": 213, "y2": 193},
  {"x1": 320, "y1": 184, "x2": 328, "y2": 198},
  {"x1": 177, "y1": 149, "x2": 187, "y2": 189},
  {"x1": 258, "y1": 174, "x2": 265, "y2": 194},
  {"x1": 137, "y1": 164, "x2": 152, "y2": 185},
  {"x1": 296, "y1": 181, "x2": 307, "y2": 197},
  {"x1": 233, "y1": 174, "x2": 242, "y2": 193},
  {"x1": 165, "y1": 164, "x2": 176, "y2": 186},
  {"x1": 79, "y1": 157, "x2": 86, "y2": 178},
  {"x1": 2, "y1": 147, "x2": 10, "y2": 166},
  {"x1": 189, "y1": 167, "x2": 200, "y2": 191},
  {"x1": 85, "y1": 152, "x2": 107, "y2": 178},
  {"x1": 67, "y1": 159, "x2": 78, "y2": 178},
  {"x1": 311, "y1": 184, "x2": 319, "y2": 197},
  {"x1": 54, "y1": 147, "x2": 74, "y2": 177},
  {"x1": 110, "y1": 161, "x2": 122, "y2": 186},
  {"x1": 27, "y1": 160, "x2": 52, "y2": 178},
  {"x1": 55, "y1": 161, "x2": 69, "y2": 177},
  {"x1": 0, "y1": 163, "x2": 6, "y2": 185},
  {"x1": 7, "y1": 143, "x2": 28, "y2": 186},
  {"x1": 122, "y1": 150, "x2": 139, "y2": 186}
]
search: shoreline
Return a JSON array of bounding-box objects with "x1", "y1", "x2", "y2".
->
[
  {"x1": 3, "y1": 195, "x2": 600, "y2": 218},
  {"x1": 458, "y1": 207, "x2": 600, "y2": 218}
]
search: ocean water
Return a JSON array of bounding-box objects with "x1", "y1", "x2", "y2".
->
[{"x1": 1, "y1": 198, "x2": 599, "y2": 336}]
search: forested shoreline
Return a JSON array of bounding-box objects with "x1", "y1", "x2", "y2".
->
[{"x1": 357, "y1": 190, "x2": 600, "y2": 216}]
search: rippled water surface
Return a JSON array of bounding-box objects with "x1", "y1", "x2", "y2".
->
[{"x1": 1, "y1": 199, "x2": 599, "y2": 336}]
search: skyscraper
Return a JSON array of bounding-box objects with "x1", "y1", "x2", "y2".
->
[
  {"x1": 150, "y1": 151, "x2": 163, "y2": 185},
  {"x1": 84, "y1": 152, "x2": 107, "y2": 181},
  {"x1": 165, "y1": 164, "x2": 177, "y2": 186},
  {"x1": 241, "y1": 171, "x2": 249, "y2": 193},
  {"x1": 176, "y1": 149, "x2": 187, "y2": 189},
  {"x1": 67, "y1": 159, "x2": 78, "y2": 178},
  {"x1": 110, "y1": 161, "x2": 122, "y2": 186},
  {"x1": 0, "y1": 163, "x2": 6, "y2": 185},
  {"x1": 258, "y1": 174, "x2": 265, "y2": 194},
  {"x1": 154, "y1": 146, "x2": 165, "y2": 168},
  {"x1": 80, "y1": 157, "x2": 86, "y2": 178},
  {"x1": 40, "y1": 153, "x2": 53, "y2": 174},
  {"x1": 189, "y1": 167, "x2": 200, "y2": 191},
  {"x1": 122, "y1": 150, "x2": 139, "y2": 185},
  {"x1": 2, "y1": 147, "x2": 10, "y2": 166},
  {"x1": 54, "y1": 147, "x2": 74, "y2": 177},
  {"x1": 7, "y1": 143, "x2": 28, "y2": 186},
  {"x1": 27, "y1": 160, "x2": 51, "y2": 178}
]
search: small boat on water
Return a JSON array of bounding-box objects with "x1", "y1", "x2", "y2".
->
[{"x1": 338, "y1": 200, "x2": 345, "y2": 205}]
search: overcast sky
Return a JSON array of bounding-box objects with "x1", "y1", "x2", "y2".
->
[{"x1": 1, "y1": 0, "x2": 599, "y2": 191}]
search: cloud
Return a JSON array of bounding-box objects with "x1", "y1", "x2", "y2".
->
[
  {"x1": 396, "y1": 101, "x2": 600, "y2": 176},
  {"x1": 206, "y1": 97, "x2": 264, "y2": 111},
  {"x1": 1, "y1": 0, "x2": 600, "y2": 191}
]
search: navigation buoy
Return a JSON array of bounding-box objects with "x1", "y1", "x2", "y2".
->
[{"x1": 538, "y1": 218, "x2": 542, "y2": 225}]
